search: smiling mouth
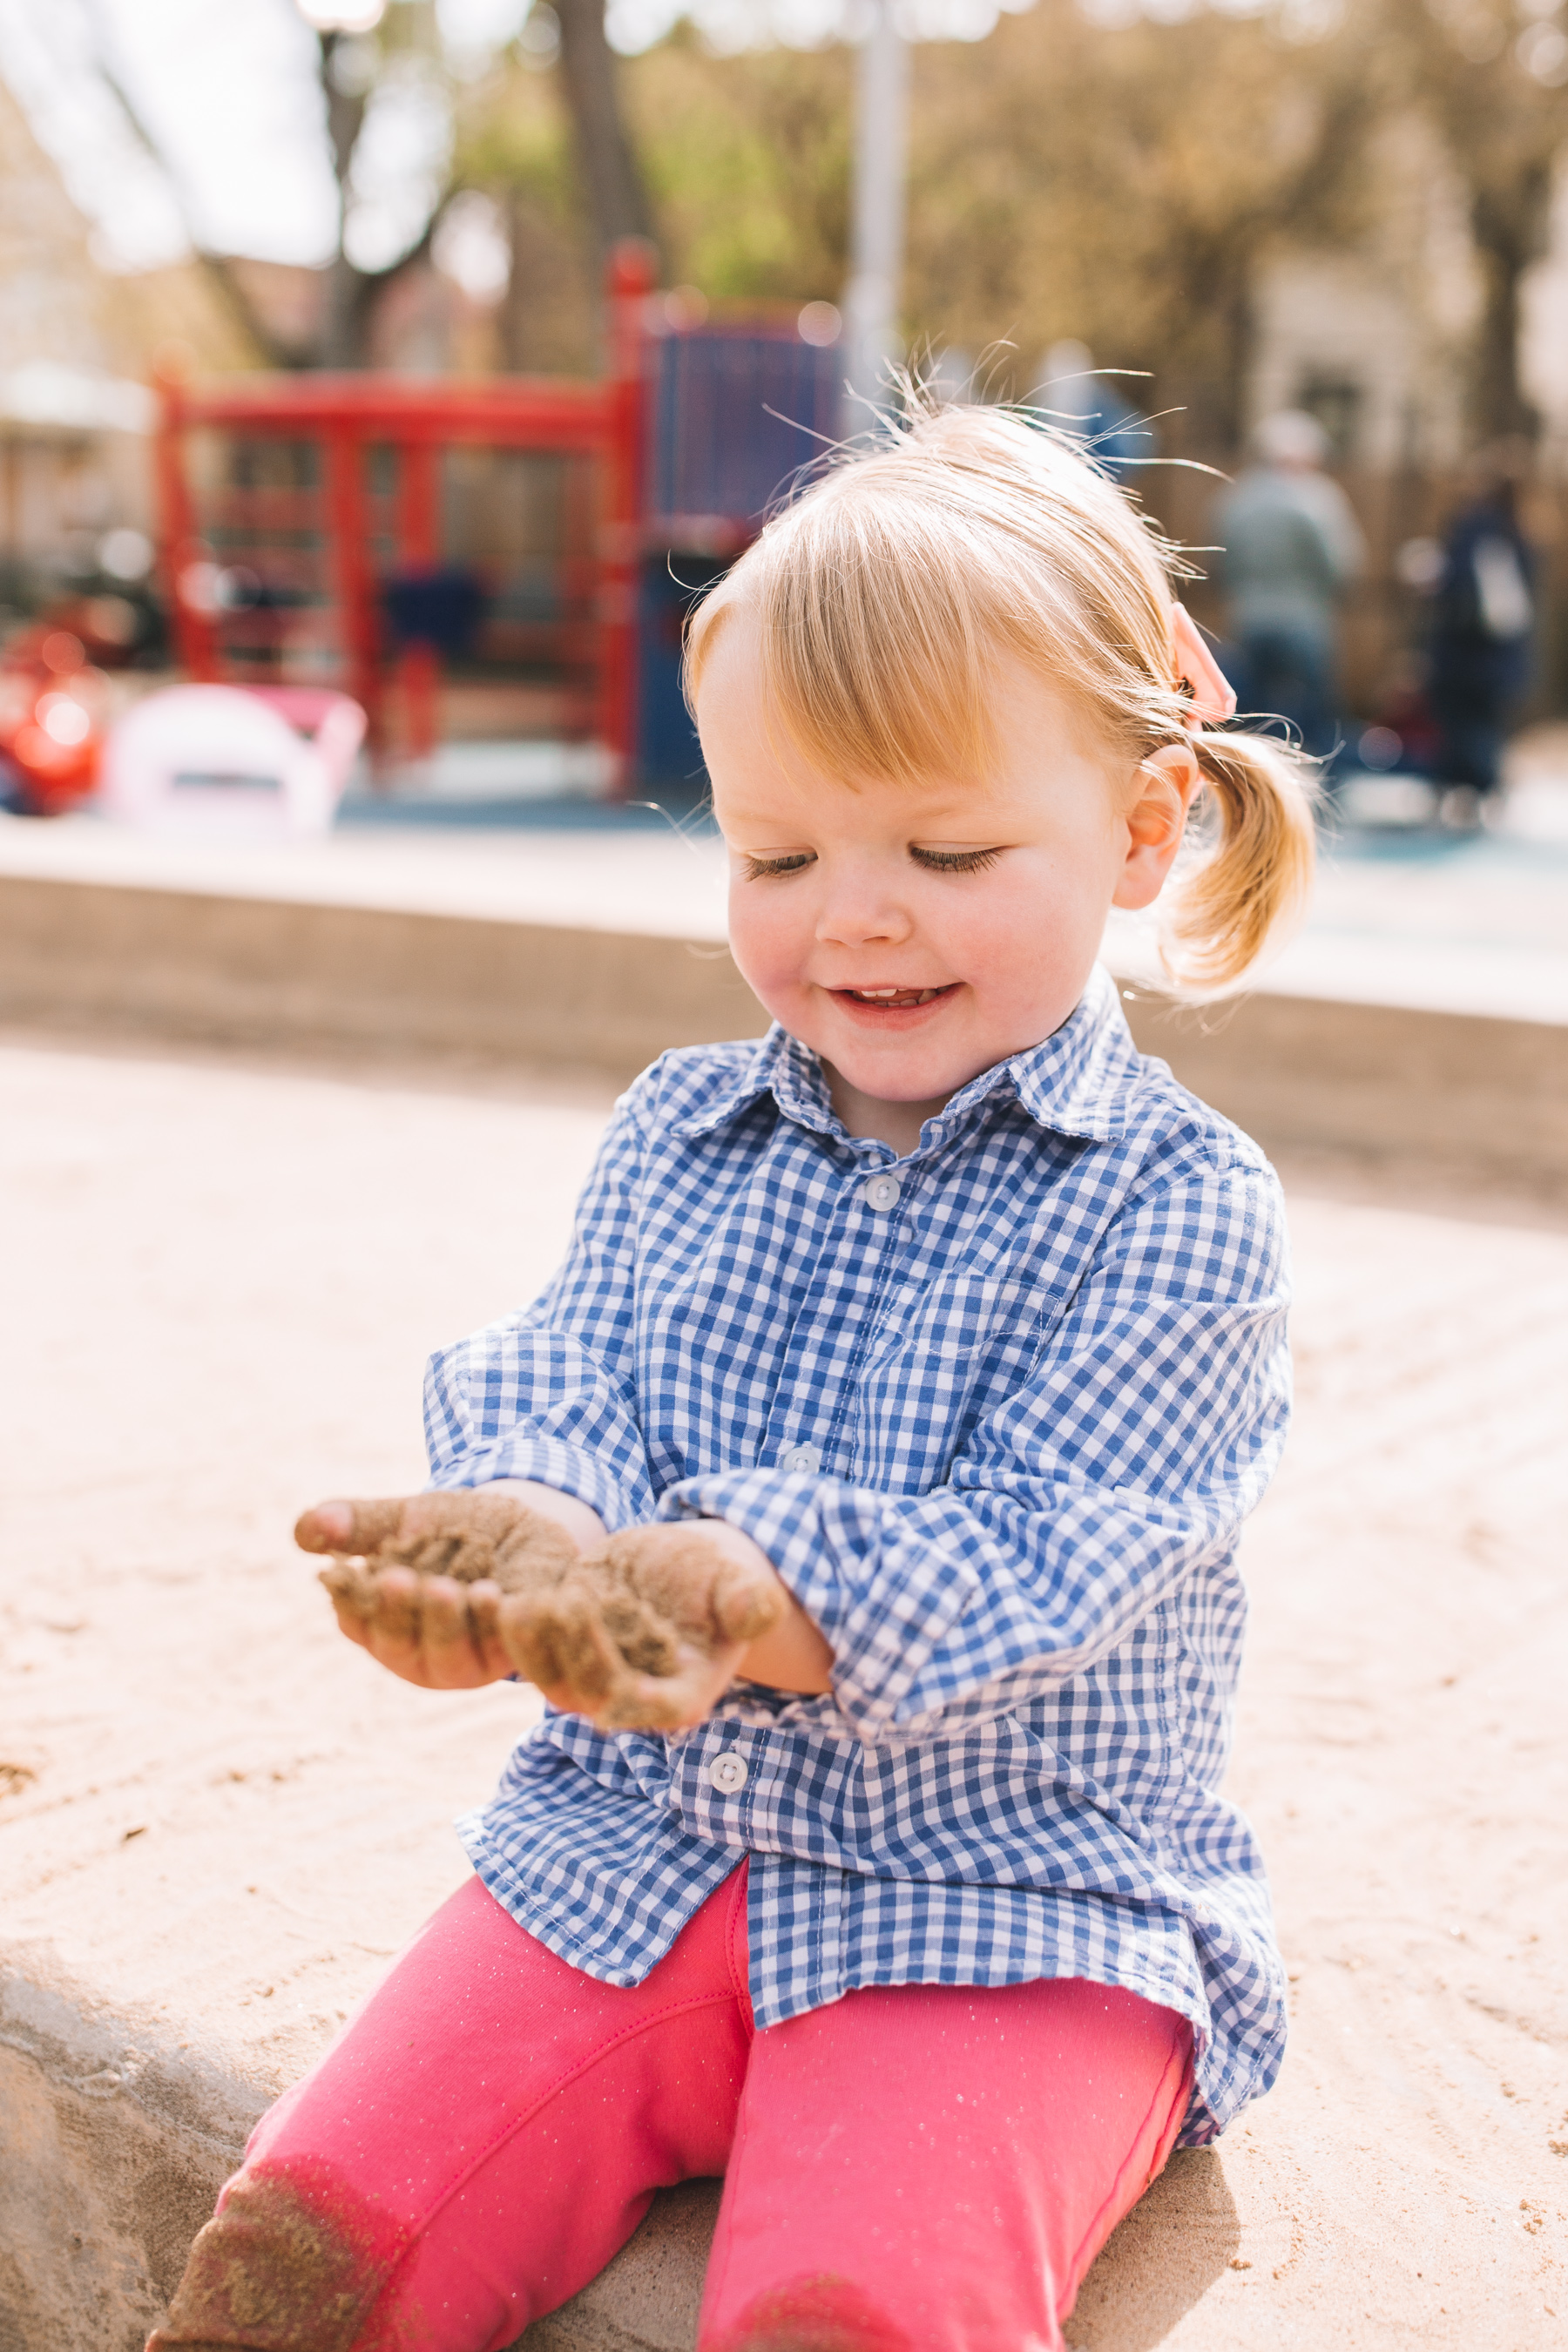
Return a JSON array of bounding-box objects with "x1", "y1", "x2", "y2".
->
[{"x1": 833, "y1": 984, "x2": 958, "y2": 1010}]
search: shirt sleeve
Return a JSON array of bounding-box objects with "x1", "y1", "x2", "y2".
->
[
  {"x1": 422, "y1": 1085, "x2": 657, "y2": 1532},
  {"x1": 660, "y1": 1158, "x2": 1291, "y2": 1740}
]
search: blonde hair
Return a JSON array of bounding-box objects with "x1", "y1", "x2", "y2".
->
[{"x1": 683, "y1": 402, "x2": 1315, "y2": 995}]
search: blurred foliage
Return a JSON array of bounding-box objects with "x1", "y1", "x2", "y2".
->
[
  {"x1": 448, "y1": 0, "x2": 1568, "y2": 446},
  {"x1": 1382, "y1": 0, "x2": 1568, "y2": 436},
  {"x1": 455, "y1": 59, "x2": 598, "y2": 371},
  {"x1": 627, "y1": 30, "x2": 853, "y2": 301},
  {"x1": 899, "y1": 0, "x2": 1382, "y2": 449},
  {"x1": 456, "y1": 0, "x2": 1379, "y2": 448}
]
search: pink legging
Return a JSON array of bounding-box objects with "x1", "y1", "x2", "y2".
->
[{"x1": 151, "y1": 1868, "x2": 1192, "y2": 2352}]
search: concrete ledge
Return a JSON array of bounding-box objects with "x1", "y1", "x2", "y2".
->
[
  {"x1": 0, "y1": 875, "x2": 766, "y2": 1083},
  {"x1": 1, "y1": 868, "x2": 1565, "y2": 1188},
  {"x1": 1121, "y1": 988, "x2": 1568, "y2": 1191},
  {"x1": 1, "y1": 1957, "x2": 255, "y2": 2352}
]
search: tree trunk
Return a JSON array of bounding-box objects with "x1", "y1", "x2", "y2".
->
[
  {"x1": 553, "y1": 0, "x2": 656, "y2": 260},
  {"x1": 1470, "y1": 166, "x2": 1551, "y2": 443},
  {"x1": 318, "y1": 31, "x2": 372, "y2": 367}
]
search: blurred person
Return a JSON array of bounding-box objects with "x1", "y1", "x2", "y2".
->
[
  {"x1": 1217, "y1": 408, "x2": 1365, "y2": 761},
  {"x1": 1428, "y1": 443, "x2": 1536, "y2": 823},
  {"x1": 151, "y1": 406, "x2": 1315, "y2": 2352}
]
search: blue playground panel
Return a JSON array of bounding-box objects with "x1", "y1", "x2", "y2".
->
[{"x1": 639, "y1": 328, "x2": 843, "y2": 787}]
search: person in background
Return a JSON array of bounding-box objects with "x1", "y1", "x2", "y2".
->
[
  {"x1": 1217, "y1": 409, "x2": 1365, "y2": 762},
  {"x1": 1428, "y1": 443, "x2": 1536, "y2": 824}
]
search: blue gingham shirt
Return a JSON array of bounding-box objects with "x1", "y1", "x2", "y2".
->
[{"x1": 431, "y1": 964, "x2": 1291, "y2": 2144}]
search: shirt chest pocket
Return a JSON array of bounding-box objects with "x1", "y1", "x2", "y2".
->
[{"x1": 861, "y1": 1270, "x2": 1046, "y2": 1379}]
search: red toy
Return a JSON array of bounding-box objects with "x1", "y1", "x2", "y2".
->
[{"x1": 0, "y1": 628, "x2": 108, "y2": 816}]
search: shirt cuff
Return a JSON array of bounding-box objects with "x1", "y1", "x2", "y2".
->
[
  {"x1": 659, "y1": 1470, "x2": 982, "y2": 1739},
  {"x1": 429, "y1": 1436, "x2": 643, "y2": 1534}
]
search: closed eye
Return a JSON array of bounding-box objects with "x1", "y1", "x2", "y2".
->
[
  {"x1": 909, "y1": 845, "x2": 1004, "y2": 874},
  {"x1": 741, "y1": 851, "x2": 816, "y2": 880}
]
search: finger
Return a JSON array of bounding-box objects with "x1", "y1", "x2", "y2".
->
[
  {"x1": 417, "y1": 1574, "x2": 487, "y2": 1687},
  {"x1": 319, "y1": 1566, "x2": 374, "y2": 1652},
  {"x1": 295, "y1": 1498, "x2": 406, "y2": 1557},
  {"x1": 528, "y1": 1584, "x2": 623, "y2": 1709},
  {"x1": 318, "y1": 1557, "x2": 379, "y2": 1620},
  {"x1": 600, "y1": 1650, "x2": 738, "y2": 1733},
  {"x1": 467, "y1": 1579, "x2": 515, "y2": 1678},
  {"x1": 367, "y1": 1565, "x2": 424, "y2": 1649},
  {"x1": 711, "y1": 1562, "x2": 785, "y2": 1645},
  {"x1": 496, "y1": 1592, "x2": 567, "y2": 1691}
]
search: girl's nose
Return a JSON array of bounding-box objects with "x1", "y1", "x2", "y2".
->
[{"x1": 814, "y1": 870, "x2": 914, "y2": 949}]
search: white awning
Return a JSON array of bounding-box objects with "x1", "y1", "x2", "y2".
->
[{"x1": 0, "y1": 362, "x2": 155, "y2": 434}]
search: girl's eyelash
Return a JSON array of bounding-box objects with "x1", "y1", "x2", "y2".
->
[
  {"x1": 742, "y1": 852, "x2": 815, "y2": 880},
  {"x1": 910, "y1": 846, "x2": 1004, "y2": 874},
  {"x1": 740, "y1": 847, "x2": 1002, "y2": 879}
]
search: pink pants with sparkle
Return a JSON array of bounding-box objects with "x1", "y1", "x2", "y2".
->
[{"x1": 151, "y1": 1868, "x2": 1192, "y2": 2352}]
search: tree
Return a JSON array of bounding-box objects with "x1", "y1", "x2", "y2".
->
[
  {"x1": 899, "y1": 0, "x2": 1384, "y2": 454},
  {"x1": 556, "y1": 0, "x2": 657, "y2": 257},
  {"x1": 1383, "y1": 0, "x2": 1568, "y2": 439}
]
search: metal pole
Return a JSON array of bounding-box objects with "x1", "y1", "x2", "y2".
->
[{"x1": 841, "y1": 0, "x2": 909, "y2": 437}]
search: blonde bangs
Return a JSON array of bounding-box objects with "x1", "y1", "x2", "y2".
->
[{"x1": 741, "y1": 497, "x2": 1004, "y2": 784}]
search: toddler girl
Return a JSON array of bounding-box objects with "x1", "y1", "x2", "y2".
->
[{"x1": 152, "y1": 403, "x2": 1312, "y2": 2352}]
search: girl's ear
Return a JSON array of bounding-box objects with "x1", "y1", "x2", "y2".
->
[{"x1": 1112, "y1": 742, "x2": 1204, "y2": 911}]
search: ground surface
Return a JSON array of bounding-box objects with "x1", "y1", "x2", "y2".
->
[{"x1": 1, "y1": 1031, "x2": 1565, "y2": 2349}]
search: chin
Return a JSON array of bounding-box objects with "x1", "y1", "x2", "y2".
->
[{"x1": 828, "y1": 1044, "x2": 980, "y2": 1103}]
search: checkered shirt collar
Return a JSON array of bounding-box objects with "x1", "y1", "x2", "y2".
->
[{"x1": 668, "y1": 963, "x2": 1140, "y2": 1152}]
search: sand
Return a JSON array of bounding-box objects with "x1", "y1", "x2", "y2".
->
[{"x1": 1, "y1": 1030, "x2": 1565, "y2": 2349}]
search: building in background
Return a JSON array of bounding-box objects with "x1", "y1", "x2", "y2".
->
[{"x1": 0, "y1": 76, "x2": 250, "y2": 614}]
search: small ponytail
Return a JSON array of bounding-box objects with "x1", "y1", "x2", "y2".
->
[{"x1": 1159, "y1": 731, "x2": 1318, "y2": 995}]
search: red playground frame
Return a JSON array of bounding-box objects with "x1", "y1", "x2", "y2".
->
[{"x1": 153, "y1": 243, "x2": 653, "y2": 790}]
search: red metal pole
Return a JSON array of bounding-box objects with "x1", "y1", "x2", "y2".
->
[
  {"x1": 600, "y1": 239, "x2": 655, "y2": 797},
  {"x1": 395, "y1": 438, "x2": 441, "y2": 764},
  {"x1": 153, "y1": 364, "x2": 218, "y2": 681},
  {"x1": 325, "y1": 426, "x2": 382, "y2": 760}
]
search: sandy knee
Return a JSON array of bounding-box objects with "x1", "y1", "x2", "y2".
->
[
  {"x1": 149, "y1": 2156, "x2": 411, "y2": 2352},
  {"x1": 703, "y1": 2274, "x2": 914, "y2": 2352}
]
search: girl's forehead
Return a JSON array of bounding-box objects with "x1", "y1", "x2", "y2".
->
[{"x1": 711, "y1": 757, "x2": 1055, "y2": 842}]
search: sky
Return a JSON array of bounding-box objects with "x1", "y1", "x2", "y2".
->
[{"x1": 0, "y1": 0, "x2": 1029, "y2": 276}]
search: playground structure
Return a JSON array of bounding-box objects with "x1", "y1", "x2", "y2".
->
[{"x1": 153, "y1": 244, "x2": 843, "y2": 794}]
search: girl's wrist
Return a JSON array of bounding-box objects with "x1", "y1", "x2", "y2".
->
[
  {"x1": 483, "y1": 1478, "x2": 606, "y2": 1553},
  {"x1": 737, "y1": 1578, "x2": 835, "y2": 1694}
]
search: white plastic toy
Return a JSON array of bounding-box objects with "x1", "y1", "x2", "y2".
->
[{"x1": 99, "y1": 685, "x2": 365, "y2": 837}]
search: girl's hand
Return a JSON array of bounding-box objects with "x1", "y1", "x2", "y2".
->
[
  {"x1": 295, "y1": 1482, "x2": 603, "y2": 1690},
  {"x1": 297, "y1": 1490, "x2": 833, "y2": 1730},
  {"x1": 498, "y1": 1520, "x2": 833, "y2": 1734}
]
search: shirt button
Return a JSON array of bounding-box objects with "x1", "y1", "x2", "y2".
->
[
  {"x1": 862, "y1": 1173, "x2": 902, "y2": 1212},
  {"x1": 781, "y1": 1443, "x2": 821, "y2": 1473},
  {"x1": 705, "y1": 1751, "x2": 748, "y2": 1794}
]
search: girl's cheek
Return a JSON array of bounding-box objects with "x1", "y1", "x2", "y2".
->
[{"x1": 727, "y1": 902, "x2": 807, "y2": 1002}]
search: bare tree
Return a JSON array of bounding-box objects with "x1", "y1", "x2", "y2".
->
[
  {"x1": 554, "y1": 0, "x2": 657, "y2": 260},
  {"x1": 316, "y1": 28, "x2": 375, "y2": 365},
  {"x1": 1385, "y1": 0, "x2": 1567, "y2": 441}
]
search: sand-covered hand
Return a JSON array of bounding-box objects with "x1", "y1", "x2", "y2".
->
[
  {"x1": 295, "y1": 1489, "x2": 582, "y2": 1688},
  {"x1": 497, "y1": 1521, "x2": 787, "y2": 1732}
]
